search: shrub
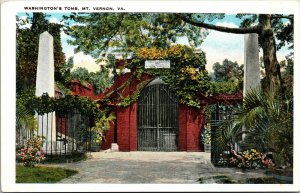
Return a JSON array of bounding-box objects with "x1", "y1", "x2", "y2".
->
[
  {"x1": 217, "y1": 148, "x2": 274, "y2": 169},
  {"x1": 16, "y1": 135, "x2": 46, "y2": 167}
]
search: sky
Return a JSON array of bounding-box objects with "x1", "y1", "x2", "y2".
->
[{"x1": 17, "y1": 12, "x2": 291, "y2": 73}]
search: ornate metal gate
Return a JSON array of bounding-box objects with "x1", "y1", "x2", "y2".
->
[{"x1": 137, "y1": 83, "x2": 179, "y2": 151}]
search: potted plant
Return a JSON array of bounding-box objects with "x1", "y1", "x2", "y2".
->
[{"x1": 201, "y1": 124, "x2": 211, "y2": 152}]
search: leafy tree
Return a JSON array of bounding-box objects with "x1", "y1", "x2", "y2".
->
[
  {"x1": 90, "y1": 66, "x2": 113, "y2": 94},
  {"x1": 67, "y1": 65, "x2": 113, "y2": 94},
  {"x1": 178, "y1": 13, "x2": 294, "y2": 91},
  {"x1": 212, "y1": 59, "x2": 244, "y2": 82},
  {"x1": 16, "y1": 13, "x2": 66, "y2": 93},
  {"x1": 68, "y1": 67, "x2": 91, "y2": 83},
  {"x1": 212, "y1": 59, "x2": 244, "y2": 92},
  {"x1": 64, "y1": 13, "x2": 293, "y2": 92},
  {"x1": 63, "y1": 13, "x2": 207, "y2": 58},
  {"x1": 280, "y1": 56, "x2": 293, "y2": 89}
]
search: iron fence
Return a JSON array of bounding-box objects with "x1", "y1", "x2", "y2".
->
[
  {"x1": 16, "y1": 110, "x2": 93, "y2": 161},
  {"x1": 210, "y1": 103, "x2": 236, "y2": 165}
]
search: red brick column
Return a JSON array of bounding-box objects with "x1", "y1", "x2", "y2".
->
[
  {"x1": 117, "y1": 106, "x2": 130, "y2": 151},
  {"x1": 186, "y1": 107, "x2": 199, "y2": 151},
  {"x1": 178, "y1": 104, "x2": 187, "y2": 151},
  {"x1": 129, "y1": 102, "x2": 137, "y2": 151}
]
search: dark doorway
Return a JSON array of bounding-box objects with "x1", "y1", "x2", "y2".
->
[{"x1": 137, "y1": 81, "x2": 179, "y2": 151}]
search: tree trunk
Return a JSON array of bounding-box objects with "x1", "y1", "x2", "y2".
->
[{"x1": 258, "y1": 14, "x2": 283, "y2": 91}]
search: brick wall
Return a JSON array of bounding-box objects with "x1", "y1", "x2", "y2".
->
[
  {"x1": 178, "y1": 105, "x2": 206, "y2": 152},
  {"x1": 117, "y1": 106, "x2": 131, "y2": 151},
  {"x1": 178, "y1": 104, "x2": 187, "y2": 151}
]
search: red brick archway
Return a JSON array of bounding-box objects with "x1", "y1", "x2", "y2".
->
[{"x1": 68, "y1": 61, "x2": 242, "y2": 152}]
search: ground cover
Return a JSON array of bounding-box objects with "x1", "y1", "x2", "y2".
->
[{"x1": 16, "y1": 165, "x2": 78, "y2": 183}]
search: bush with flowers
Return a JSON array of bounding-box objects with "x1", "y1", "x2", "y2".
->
[
  {"x1": 16, "y1": 135, "x2": 46, "y2": 167},
  {"x1": 217, "y1": 148, "x2": 274, "y2": 169}
]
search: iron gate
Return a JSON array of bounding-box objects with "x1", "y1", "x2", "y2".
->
[{"x1": 137, "y1": 83, "x2": 179, "y2": 151}]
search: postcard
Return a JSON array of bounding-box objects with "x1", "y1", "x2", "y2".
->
[{"x1": 1, "y1": 0, "x2": 299, "y2": 192}]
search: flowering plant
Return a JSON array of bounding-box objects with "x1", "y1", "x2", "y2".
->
[
  {"x1": 217, "y1": 148, "x2": 275, "y2": 169},
  {"x1": 16, "y1": 135, "x2": 46, "y2": 167}
]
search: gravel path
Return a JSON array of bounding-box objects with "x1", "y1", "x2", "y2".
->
[{"x1": 50, "y1": 151, "x2": 268, "y2": 184}]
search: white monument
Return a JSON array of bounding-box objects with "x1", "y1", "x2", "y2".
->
[
  {"x1": 243, "y1": 33, "x2": 260, "y2": 95},
  {"x1": 242, "y1": 33, "x2": 260, "y2": 141},
  {"x1": 35, "y1": 31, "x2": 56, "y2": 151}
]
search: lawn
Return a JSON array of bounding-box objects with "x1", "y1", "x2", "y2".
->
[{"x1": 16, "y1": 165, "x2": 78, "y2": 183}]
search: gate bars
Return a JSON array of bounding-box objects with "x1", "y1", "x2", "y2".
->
[
  {"x1": 16, "y1": 110, "x2": 92, "y2": 161},
  {"x1": 210, "y1": 103, "x2": 237, "y2": 165},
  {"x1": 137, "y1": 84, "x2": 179, "y2": 151}
]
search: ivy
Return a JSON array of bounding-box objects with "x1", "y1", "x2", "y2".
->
[
  {"x1": 115, "y1": 45, "x2": 211, "y2": 108},
  {"x1": 118, "y1": 79, "x2": 151, "y2": 107},
  {"x1": 102, "y1": 45, "x2": 240, "y2": 108},
  {"x1": 18, "y1": 92, "x2": 105, "y2": 120},
  {"x1": 212, "y1": 81, "x2": 241, "y2": 95}
]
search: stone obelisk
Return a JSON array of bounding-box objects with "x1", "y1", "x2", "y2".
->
[
  {"x1": 35, "y1": 31, "x2": 56, "y2": 151},
  {"x1": 243, "y1": 33, "x2": 260, "y2": 95},
  {"x1": 242, "y1": 33, "x2": 260, "y2": 141}
]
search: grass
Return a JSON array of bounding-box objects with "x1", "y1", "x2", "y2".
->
[
  {"x1": 43, "y1": 151, "x2": 88, "y2": 164},
  {"x1": 16, "y1": 165, "x2": 78, "y2": 183},
  {"x1": 16, "y1": 152, "x2": 89, "y2": 164}
]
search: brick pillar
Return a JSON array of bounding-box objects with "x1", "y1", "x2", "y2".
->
[
  {"x1": 186, "y1": 107, "x2": 202, "y2": 152},
  {"x1": 178, "y1": 104, "x2": 187, "y2": 151},
  {"x1": 129, "y1": 102, "x2": 137, "y2": 151},
  {"x1": 117, "y1": 106, "x2": 130, "y2": 151}
]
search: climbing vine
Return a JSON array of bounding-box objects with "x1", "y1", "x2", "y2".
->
[
  {"x1": 17, "y1": 91, "x2": 106, "y2": 120},
  {"x1": 109, "y1": 45, "x2": 240, "y2": 108}
]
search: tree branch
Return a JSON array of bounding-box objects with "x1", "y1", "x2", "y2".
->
[{"x1": 178, "y1": 14, "x2": 261, "y2": 34}]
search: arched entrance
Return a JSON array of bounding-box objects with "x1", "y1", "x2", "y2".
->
[{"x1": 137, "y1": 79, "x2": 179, "y2": 151}]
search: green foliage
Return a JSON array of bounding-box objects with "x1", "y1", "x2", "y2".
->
[
  {"x1": 16, "y1": 13, "x2": 66, "y2": 93},
  {"x1": 130, "y1": 45, "x2": 212, "y2": 108},
  {"x1": 118, "y1": 79, "x2": 151, "y2": 107},
  {"x1": 55, "y1": 82, "x2": 72, "y2": 96},
  {"x1": 90, "y1": 66, "x2": 113, "y2": 94},
  {"x1": 18, "y1": 91, "x2": 105, "y2": 120},
  {"x1": 16, "y1": 165, "x2": 78, "y2": 183},
  {"x1": 43, "y1": 151, "x2": 88, "y2": 163},
  {"x1": 212, "y1": 59, "x2": 244, "y2": 84},
  {"x1": 102, "y1": 45, "x2": 240, "y2": 108},
  {"x1": 65, "y1": 66, "x2": 113, "y2": 94},
  {"x1": 16, "y1": 135, "x2": 46, "y2": 167},
  {"x1": 16, "y1": 88, "x2": 38, "y2": 131},
  {"x1": 68, "y1": 67, "x2": 91, "y2": 83},
  {"x1": 91, "y1": 112, "x2": 116, "y2": 144},
  {"x1": 212, "y1": 81, "x2": 241, "y2": 95},
  {"x1": 280, "y1": 56, "x2": 293, "y2": 89},
  {"x1": 63, "y1": 13, "x2": 207, "y2": 57},
  {"x1": 211, "y1": 59, "x2": 243, "y2": 93},
  {"x1": 215, "y1": 86, "x2": 293, "y2": 167},
  {"x1": 236, "y1": 14, "x2": 294, "y2": 51}
]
